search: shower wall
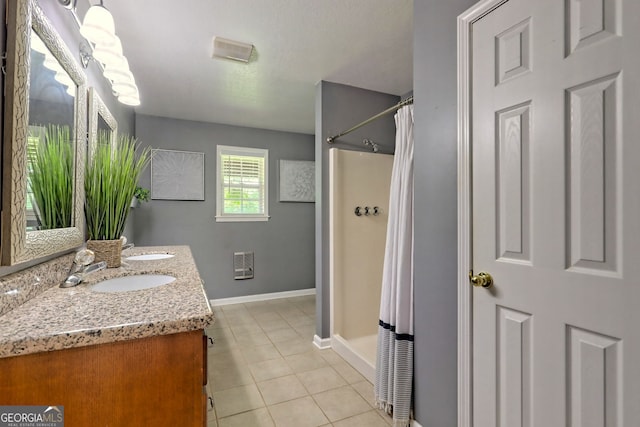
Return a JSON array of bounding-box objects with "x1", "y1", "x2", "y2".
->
[{"x1": 330, "y1": 148, "x2": 393, "y2": 345}]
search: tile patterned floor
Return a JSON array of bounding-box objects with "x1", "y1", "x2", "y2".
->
[{"x1": 205, "y1": 295, "x2": 392, "y2": 427}]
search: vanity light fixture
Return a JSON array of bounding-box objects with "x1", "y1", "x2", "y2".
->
[
  {"x1": 77, "y1": 1, "x2": 141, "y2": 107},
  {"x1": 36, "y1": 47, "x2": 75, "y2": 97},
  {"x1": 43, "y1": 55, "x2": 65, "y2": 73},
  {"x1": 79, "y1": 1, "x2": 116, "y2": 46},
  {"x1": 58, "y1": 0, "x2": 76, "y2": 10},
  {"x1": 118, "y1": 89, "x2": 141, "y2": 106},
  {"x1": 31, "y1": 34, "x2": 49, "y2": 54},
  {"x1": 54, "y1": 70, "x2": 75, "y2": 87},
  {"x1": 92, "y1": 36, "x2": 124, "y2": 66},
  {"x1": 112, "y1": 79, "x2": 137, "y2": 98},
  {"x1": 102, "y1": 57, "x2": 132, "y2": 82}
]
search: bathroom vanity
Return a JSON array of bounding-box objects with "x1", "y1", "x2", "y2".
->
[
  {"x1": 0, "y1": 246, "x2": 213, "y2": 426},
  {"x1": 0, "y1": 3, "x2": 213, "y2": 424}
]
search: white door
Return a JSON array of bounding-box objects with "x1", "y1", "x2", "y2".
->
[{"x1": 470, "y1": 0, "x2": 640, "y2": 425}]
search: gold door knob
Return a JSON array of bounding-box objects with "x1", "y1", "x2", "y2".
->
[{"x1": 469, "y1": 270, "x2": 493, "y2": 289}]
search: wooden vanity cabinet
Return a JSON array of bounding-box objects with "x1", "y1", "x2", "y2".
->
[{"x1": 0, "y1": 330, "x2": 207, "y2": 426}]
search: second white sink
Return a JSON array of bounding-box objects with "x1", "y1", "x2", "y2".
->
[
  {"x1": 126, "y1": 254, "x2": 175, "y2": 261},
  {"x1": 90, "y1": 275, "x2": 176, "y2": 293}
]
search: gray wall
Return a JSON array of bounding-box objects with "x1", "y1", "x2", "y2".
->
[
  {"x1": 134, "y1": 114, "x2": 315, "y2": 300},
  {"x1": 412, "y1": 0, "x2": 477, "y2": 425},
  {"x1": 314, "y1": 81, "x2": 399, "y2": 338}
]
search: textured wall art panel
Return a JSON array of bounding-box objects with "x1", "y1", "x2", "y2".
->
[
  {"x1": 151, "y1": 149, "x2": 205, "y2": 201},
  {"x1": 279, "y1": 160, "x2": 315, "y2": 202}
]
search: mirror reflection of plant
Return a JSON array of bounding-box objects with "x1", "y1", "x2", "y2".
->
[
  {"x1": 85, "y1": 133, "x2": 150, "y2": 240},
  {"x1": 87, "y1": 129, "x2": 113, "y2": 160},
  {"x1": 27, "y1": 124, "x2": 73, "y2": 230}
]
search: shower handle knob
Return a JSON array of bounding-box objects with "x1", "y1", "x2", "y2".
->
[
  {"x1": 364, "y1": 207, "x2": 370, "y2": 216},
  {"x1": 355, "y1": 207, "x2": 362, "y2": 216},
  {"x1": 373, "y1": 206, "x2": 380, "y2": 216}
]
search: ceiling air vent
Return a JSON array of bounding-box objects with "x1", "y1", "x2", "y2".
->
[{"x1": 212, "y1": 37, "x2": 254, "y2": 63}]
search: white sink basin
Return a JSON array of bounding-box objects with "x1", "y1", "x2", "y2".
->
[
  {"x1": 89, "y1": 275, "x2": 176, "y2": 293},
  {"x1": 126, "y1": 253, "x2": 175, "y2": 261}
]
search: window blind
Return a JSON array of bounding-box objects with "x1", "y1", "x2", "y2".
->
[{"x1": 218, "y1": 147, "x2": 267, "y2": 217}]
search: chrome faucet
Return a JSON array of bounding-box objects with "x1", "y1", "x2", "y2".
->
[{"x1": 61, "y1": 249, "x2": 107, "y2": 288}]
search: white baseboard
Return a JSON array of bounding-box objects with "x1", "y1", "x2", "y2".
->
[
  {"x1": 210, "y1": 288, "x2": 315, "y2": 306},
  {"x1": 313, "y1": 335, "x2": 331, "y2": 350},
  {"x1": 412, "y1": 420, "x2": 423, "y2": 427},
  {"x1": 331, "y1": 334, "x2": 376, "y2": 383}
]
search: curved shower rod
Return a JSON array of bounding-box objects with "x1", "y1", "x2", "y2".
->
[{"x1": 326, "y1": 96, "x2": 413, "y2": 144}]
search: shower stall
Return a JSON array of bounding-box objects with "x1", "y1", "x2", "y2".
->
[{"x1": 329, "y1": 147, "x2": 393, "y2": 382}]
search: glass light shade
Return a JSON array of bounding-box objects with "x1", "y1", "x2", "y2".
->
[
  {"x1": 93, "y1": 36, "x2": 124, "y2": 67},
  {"x1": 112, "y1": 80, "x2": 137, "y2": 97},
  {"x1": 31, "y1": 34, "x2": 49, "y2": 54},
  {"x1": 66, "y1": 85, "x2": 76, "y2": 97},
  {"x1": 103, "y1": 57, "x2": 131, "y2": 82},
  {"x1": 118, "y1": 90, "x2": 140, "y2": 106},
  {"x1": 42, "y1": 54, "x2": 64, "y2": 73},
  {"x1": 107, "y1": 70, "x2": 134, "y2": 89},
  {"x1": 79, "y1": 5, "x2": 116, "y2": 46},
  {"x1": 54, "y1": 70, "x2": 75, "y2": 87}
]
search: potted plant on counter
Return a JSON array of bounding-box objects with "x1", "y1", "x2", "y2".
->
[{"x1": 85, "y1": 133, "x2": 150, "y2": 267}]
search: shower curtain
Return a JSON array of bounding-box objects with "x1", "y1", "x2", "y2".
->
[{"x1": 375, "y1": 104, "x2": 414, "y2": 427}]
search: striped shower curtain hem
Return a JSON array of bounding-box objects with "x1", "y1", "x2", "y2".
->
[
  {"x1": 375, "y1": 324, "x2": 414, "y2": 427},
  {"x1": 374, "y1": 104, "x2": 414, "y2": 427}
]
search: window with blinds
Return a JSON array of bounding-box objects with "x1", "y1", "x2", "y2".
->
[{"x1": 216, "y1": 145, "x2": 269, "y2": 222}]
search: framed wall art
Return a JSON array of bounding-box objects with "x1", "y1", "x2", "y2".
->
[
  {"x1": 151, "y1": 149, "x2": 205, "y2": 200},
  {"x1": 279, "y1": 160, "x2": 315, "y2": 203}
]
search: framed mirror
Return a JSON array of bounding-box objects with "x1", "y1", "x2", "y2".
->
[
  {"x1": 88, "y1": 87, "x2": 118, "y2": 156},
  {"x1": 2, "y1": 0, "x2": 86, "y2": 265}
]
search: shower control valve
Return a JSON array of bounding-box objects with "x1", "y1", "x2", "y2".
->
[{"x1": 355, "y1": 206, "x2": 363, "y2": 216}]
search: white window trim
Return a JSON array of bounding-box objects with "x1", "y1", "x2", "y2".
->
[{"x1": 216, "y1": 145, "x2": 270, "y2": 222}]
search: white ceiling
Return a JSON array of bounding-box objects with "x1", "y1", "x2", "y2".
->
[{"x1": 79, "y1": 0, "x2": 413, "y2": 135}]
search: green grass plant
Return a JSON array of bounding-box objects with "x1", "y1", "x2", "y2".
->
[
  {"x1": 85, "y1": 132, "x2": 150, "y2": 240},
  {"x1": 28, "y1": 124, "x2": 74, "y2": 230}
]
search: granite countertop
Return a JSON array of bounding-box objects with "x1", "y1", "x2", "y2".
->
[{"x1": 0, "y1": 245, "x2": 213, "y2": 359}]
